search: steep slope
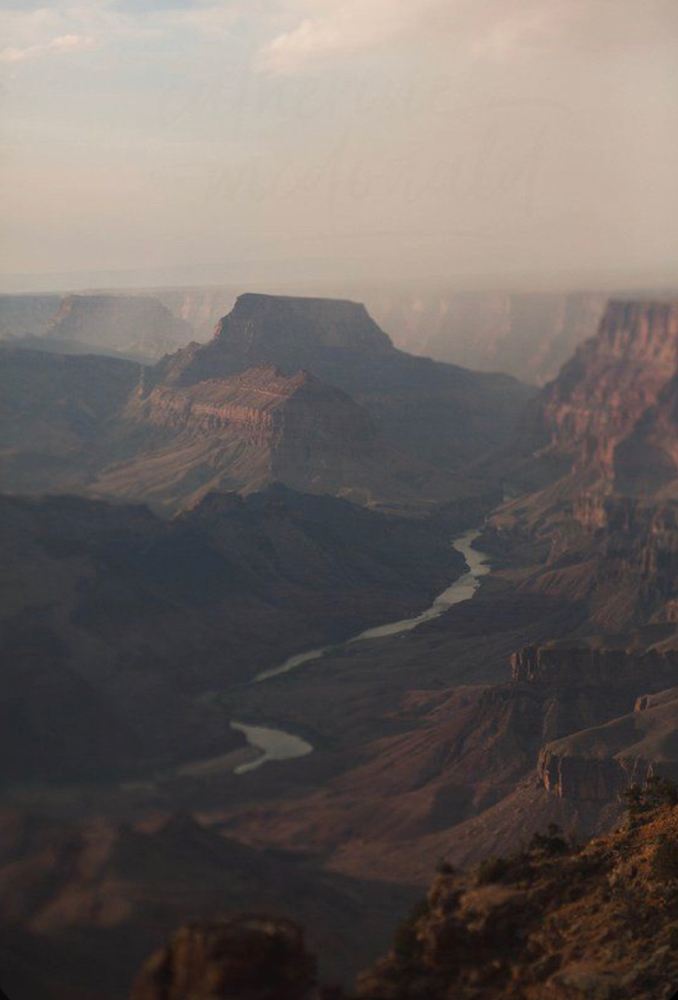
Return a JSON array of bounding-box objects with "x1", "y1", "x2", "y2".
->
[
  {"x1": 150, "y1": 293, "x2": 534, "y2": 476},
  {"x1": 0, "y1": 294, "x2": 194, "y2": 363},
  {"x1": 0, "y1": 346, "x2": 141, "y2": 495},
  {"x1": 0, "y1": 485, "x2": 463, "y2": 783},
  {"x1": 538, "y1": 686, "x2": 678, "y2": 802},
  {"x1": 149, "y1": 285, "x2": 607, "y2": 385},
  {"x1": 0, "y1": 810, "x2": 413, "y2": 1000}
]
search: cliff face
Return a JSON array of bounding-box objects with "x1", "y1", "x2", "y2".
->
[
  {"x1": 129, "y1": 916, "x2": 317, "y2": 1000},
  {"x1": 0, "y1": 294, "x2": 194, "y2": 363},
  {"x1": 0, "y1": 292, "x2": 532, "y2": 511},
  {"x1": 527, "y1": 300, "x2": 678, "y2": 490},
  {"x1": 121, "y1": 803, "x2": 678, "y2": 1000},
  {"x1": 515, "y1": 495, "x2": 678, "y2": 629},
  {"x1": 537, "y1": 686, "x2": 678, "y2": 802},
  {"x1": 151, "y1": 286, "x2": 607, "y2": 386}
]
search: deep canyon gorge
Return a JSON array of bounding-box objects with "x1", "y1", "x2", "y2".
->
[{"x1": 3, "y1": 291, "x2": 678, "y2": 1000}]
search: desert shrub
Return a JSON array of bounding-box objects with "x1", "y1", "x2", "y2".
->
[
  {"x1": 624, "y1": 775, "x2": 678, "y2": 818},
  {"x1": 476, "y1": 855, "x2": 512, "y2": 885},
  {"x1": 651, "y1": 836, "x2": 678, "y2": 881},
  {"x1": 529, "y1": 823, "x2": 570, "y2": 857},
  {"x1": 393, "y1": 899, "x2": 429, "y2": 963}
]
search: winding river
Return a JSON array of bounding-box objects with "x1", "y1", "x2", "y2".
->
[{"x1": 230, "y1": 527, "x2": 491, "y2": 775}]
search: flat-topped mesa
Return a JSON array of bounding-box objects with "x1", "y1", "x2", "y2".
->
[
  {"x1": 224, "y1": 293, "x2": 393, "y2": 351},
  {"x1": 533, "y1": 299, "x2": 678, "y2": 478},
  {"x1": 157, "y1": 293, "x2": 393, "y2": 389}
]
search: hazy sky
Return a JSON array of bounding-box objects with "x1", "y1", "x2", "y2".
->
[{"x1": 1, "y1": 0, "x2": 678, "y2": 290}]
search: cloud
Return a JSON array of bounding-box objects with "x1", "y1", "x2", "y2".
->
[
  {"x1": 255, "y1": 0, "x2": 678, "y2": 75},
  {"x1": 256, "y1": 0, "x2": 433, "y2": 74},
  {"x1": 0, "y1": 32, "x2": 95, "y2": 63},
  {"x1": 0, "y1": 1, "x2": 246, "y2": 70}
]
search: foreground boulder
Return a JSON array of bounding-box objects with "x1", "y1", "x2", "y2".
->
[{"x1": 130, "y1": 915, "x2": 317, "y2": 1000}]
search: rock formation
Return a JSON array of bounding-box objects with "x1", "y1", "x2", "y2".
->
[
  {"x1": 356, "y1": 799, "x2": 678, "y2": 999},
  {"x1": 129, "y1": 915, "x2": 317, "y2": 1000},
  {"x1": 149, "y1": 293, "x2": 534, "y2": 478},
  {"x1": 512, "y1": 300, "x2": 678, "y2": 500},
  {"x1": 0, "y1": 808, "x2": 411, "y2": 1000}
]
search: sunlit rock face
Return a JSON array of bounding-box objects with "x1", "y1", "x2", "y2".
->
[{"x1": 531, "y1": 300, "x2": 678, "y2": 488}]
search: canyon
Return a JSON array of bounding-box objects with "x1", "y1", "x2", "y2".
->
[
  {"x1": 3, "y1": 292, "x2": 678, "y2": 999},
  {"x1": 0, "y1": 294, "x2": 532, "y2": 513}
]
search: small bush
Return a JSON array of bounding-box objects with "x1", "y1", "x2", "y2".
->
[
  {"x1": 529, "y1": 823, "x2": 570, "y2": 857},
  {"x1": 435, "y1": 859, "x2": 455, "y2": 876},
  {"x1": 476, "y1": 855, "x2": 512, "y2": 885},
  {"x1": 624, "y1": 775, "x2": 678, "y2": 817},
  {"x1": 651, "y1": 836, "x2": 678, "y2": 881},
  {"x1": 393, "y1": 899, "x2": 429, "y2": 963}
]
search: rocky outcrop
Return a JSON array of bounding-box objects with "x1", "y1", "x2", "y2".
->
[
  {"x1": 522, "y1": 496, "x2": 678, "y2": 628},
  {"x1": 0, "y1": 292, "x2": 532, "y2": 510},
  {"x1": 155, "y1": 293, "x2": 393, "y2": 388},
  {"x1": 0, "y1": 294, "x2": 194, "y2": 363},
  {"x1": 522, "y1": 300, "x2": 678, "y2": 492},
  {"x1": 538, "y1": 301, "x2": 678, "y2": 462},
  {"x1": 356, "y1": 802, "x2": 678, "y2": 1000},
  {"x1": 130, "y1": 366, "x2": 376, "y2": 455},
  {"x1": 511, "y1": 640, "x2": 678, "y2": 690},
  {"x1": 154, "y1": 286, "x2": 607, "y2": 386},
  {"x1": 537, "y1": 685, "x2": 678, "y2": 802},
  {"x1": 129, "y1": 916, "x2": 317, "y2": 1000}
]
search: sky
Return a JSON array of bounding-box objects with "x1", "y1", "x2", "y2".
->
[{"x1": 1, "y1": 0, "x2": 678, "y2": 291}]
